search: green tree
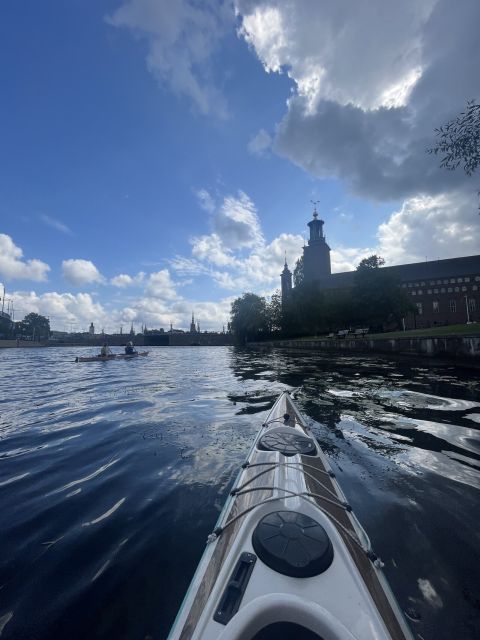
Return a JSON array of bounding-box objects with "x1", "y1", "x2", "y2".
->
[
  {"x1": 428, "y1": 100, "x2": 480, "y2": 204},
  {"x1": 230, "y1": 293, "x2": 268, "y2": 343},
  {"x1": 293, "y1": 256, "x2": 304, "y2": 287},
  {"x1": 266, "y1": 290, "x2": 283, "y2": 333},
  {"x1": 428, "y1": 100, "x2": 480, "y2": 176},
  {"x1": 354, "y1": 255, "x2": 413, "y2": 329},
  {"x1": 21, "y1": 313, "x2": 51, "y2": 341}
]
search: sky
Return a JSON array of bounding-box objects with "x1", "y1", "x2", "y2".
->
[{"x1": 0, "y1": 0, "x2": 479, "y2": 332}]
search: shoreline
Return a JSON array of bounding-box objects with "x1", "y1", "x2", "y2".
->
[{"x1": 248, "y1": 334, "x2": 480, "y2": 367}]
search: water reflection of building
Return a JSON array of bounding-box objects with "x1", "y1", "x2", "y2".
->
[{"x1": 281, "y1": 206, "x2": 480, "y2": 329}]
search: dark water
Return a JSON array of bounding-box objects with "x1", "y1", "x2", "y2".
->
[{"x1": 0, "y1": 346, "x2": 479, "y2": 640}]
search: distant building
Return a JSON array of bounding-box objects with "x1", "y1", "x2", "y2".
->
[
  {"x1": 190, "y1": 312, "x2": 197, "y2": 333},
  {"x1": 281, "y1": 207, "x2": 480, "y2": 329},
  {"x1": 129, "y1": 323, "x2": 135, "y2": 336},
  {"x1": 89, "y1": 322, "x2": 95, "y2": 335}
]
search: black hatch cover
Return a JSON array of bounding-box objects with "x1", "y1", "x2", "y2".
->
[
  {"x1": 258, "y1": 431, "x2": 316, "y2": 456},
  {"x1": 252, "y1": 511, "x2": 333, "y2": 578}
]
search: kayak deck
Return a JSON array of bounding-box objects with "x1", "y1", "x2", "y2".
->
[
  {"x1": 75, "y1": 351, "x2": 149, "y2": 362},
  {"x1": 169, "y1": 391, "x2": 413, "y2": 640}
]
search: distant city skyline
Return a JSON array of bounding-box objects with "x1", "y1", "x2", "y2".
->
[{"x1": 1, "y1": 1, "x2": 479, "y2": 332}]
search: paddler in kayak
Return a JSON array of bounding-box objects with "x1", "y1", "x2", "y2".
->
[
  {"x1": 125, "y1": 341, "x2": 136, "y2": 355},
  {"x1": 100, "y1": 342, "x2": 111, "y2": 357}
]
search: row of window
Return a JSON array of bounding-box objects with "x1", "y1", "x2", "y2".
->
[
  {"x1": 415, "y1": 299, "x2": 477, "y2": 315},
  {"x1": 411, "y1": 285, "x2": 479, "y2": 296},
  {"x1": 404, "y1": 276, "x2": 480, "y2": 288}
]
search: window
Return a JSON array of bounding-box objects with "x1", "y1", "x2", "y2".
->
[
  {"x1": 457, "y1": 278, "x2": 463, "y2": 283},
  {"x1": 455, "y1": 287, "x2": 460, "y2": 292},
  {"x1": 441, "y1": 288, "x2": 445, "y2": 293},
  {"x1": 462, "y1": 286, "x2": 467, "y2": 292},
  {"x1": 469, "y1": 299, "x2": 476, "y2": 312},
  {"x1": 474, "y1": 285, "x2": 478, "y2": 291},
  {"x1": 448, "y1": 287, "x2": 453, "y2": 293},
  {"x1": 408, "y1": 283, "x2": 412, "y2": 288},
  {"x1": 416, "y1": 302, "x2": 423, "y2": 315},
  {"x1": 449, "y1": 300, "x2": 457, "y2": 313},
  {"x1": 427, "y1": 289, "x2": 432, "y2": 294},
  {"x1": 420, "y1": 281, "x2": 425, "y2": 286},
  {"x1": 412, "y1": 290, "x2": 416, "y2": 296},
  {"x1": 450, "y1": 278, "x2": 455, "y2": 283},
  {"x1": 418, "y1": 290, "x2": 423, "y2": 295},
  {"x1": 434, "y1": 288, "x2": 438, "y2": 294},
  {"x1": 475, "y1": 276, "x2": 480, "y2": 282},
  {"x1": 465, "y1": 277, "x2": 470, "y2": 283},
  {"x1": 402, "y1": 284, "x2": 406, "y2": 288},
  {"x1": 433, "y1": 300, "x2": 440, "y2": 313},
  {"x1": 443, "y1": 279, "x2": 448, "y2": 284},
  {"x1": 414, "y1": 282, "x2": 419, "y2": 287},
  {"x1": 429, "y1": 280, "x2": 435, "y2": 285}
]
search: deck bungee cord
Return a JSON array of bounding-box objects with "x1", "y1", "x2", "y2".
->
[{"x1": 206, "y1": 459, "x2": 384, "y2": 569}]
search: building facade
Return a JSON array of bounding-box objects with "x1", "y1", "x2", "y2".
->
[{"x1": 281, "y1": 210, "x2": 480, "y2": 329}]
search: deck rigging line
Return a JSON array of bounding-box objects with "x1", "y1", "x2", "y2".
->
[{"x1": 207, "y1": 459, "x2": 384, "y2": 568}]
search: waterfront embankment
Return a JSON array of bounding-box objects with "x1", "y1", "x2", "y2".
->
[
  {"x1": 250, "y1": 334, "x2": 480, "y2": 362},
  {"x1": 0, "y1": 339, "x2": 47, "y2": 348}
]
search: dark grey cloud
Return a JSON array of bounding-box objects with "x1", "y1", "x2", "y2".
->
[{"x1": 239, "y1": 0, "x2": 480, "y2": 202}]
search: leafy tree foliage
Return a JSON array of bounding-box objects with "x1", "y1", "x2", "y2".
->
[
  {"x1": 230, "y1": 255, "x2": 414, "y2": 341},
  {"x1": 428, "y1": 100, "x2": 480, "y2": 176},
  {"x1": 354, "y1": 255, "x2": 414, "y2": 329},
  {"x1": 230, "y1": 293, "x2": 268, "y2": 343},
  {"x1": 293, "y1": 256, "x2": 304, "y2": 287},
  {"x1": 20, "y1": 313, "x2": 51, "y2": 340},
  {"x1": 231, "y1": 255, "x2": 416, "y2": 344},
  {"x1": 428, "y1": 100, "x2": 480, "y2": 205},
  {"x1": 266, "y1": 291, "x2": 283, "y2": 333}
]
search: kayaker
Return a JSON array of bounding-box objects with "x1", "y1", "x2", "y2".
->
[
  {"x1": 125, "y1": 341, "x2": 136, "y2": 355},
  {"x1": 100, "y1": 343, "x2": 111, "y2": 357}
]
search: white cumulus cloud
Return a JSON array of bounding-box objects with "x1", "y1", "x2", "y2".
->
[
  {"x1": 145, "y1": 269, "x2": 179, "y2": 299},
  {"x1": 377, "y1": 192, "x2": 479, "y2": 265},
  {"x1": 12, "y1": 290, "x2": 108, "y2": 331},
  {"x1": 62, "y1": 259, "x2": 104, "y2": 286},
  {"x1": 0, "y1": 234, "x2": 50, "y2": 282},
  {"x1": 110, "y1": 272, "x2": 145, "y2": 287}
]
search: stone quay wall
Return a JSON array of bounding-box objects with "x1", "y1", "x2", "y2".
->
[{"x1": 249, "y1": 334, "x2": 480, "y2": 362}]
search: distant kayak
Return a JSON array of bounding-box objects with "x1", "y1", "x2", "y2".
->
[{"x1": 75, "y1": 351, "x2": 149, "y2": 363}]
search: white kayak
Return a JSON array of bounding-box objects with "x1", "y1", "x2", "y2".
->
[
  {"x1": 168, "y1": 391, "x2": 413, "y2": 640},
  {"x1": 75, "y1": 351, "x2": 149, "y2": 362}
]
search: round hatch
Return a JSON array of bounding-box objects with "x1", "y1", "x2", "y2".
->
[
  {"x1": 258, "y1": 430, "x2": 316, "y2": 456},
  {"x1": 252, "y1": 511, "x2": 333, "y2": 578}
]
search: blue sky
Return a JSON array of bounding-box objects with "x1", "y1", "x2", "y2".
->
[{"x1": 1, "y1": 0, "x2": 479, "y2": 331}]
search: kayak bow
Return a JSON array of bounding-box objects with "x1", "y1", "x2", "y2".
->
[{"x1": 168, "y1": 391, "x2": 413, "y2": 640}]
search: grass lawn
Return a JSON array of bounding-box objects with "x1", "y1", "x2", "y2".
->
[{"x1": 297, "y1": 322, "x2": 480, "y2": 341}]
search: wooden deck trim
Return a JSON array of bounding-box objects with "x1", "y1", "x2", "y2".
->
[
  {"x1": 179, "y1": 464, "x2": 275, "y2": 639},
  {"x1": 301, "y1": 454, "x2": 408, "y2": 640}
]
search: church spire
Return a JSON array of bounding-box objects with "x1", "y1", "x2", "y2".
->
[{"x1": 280, "y1": 251, "x2": 293, "y2": 307}]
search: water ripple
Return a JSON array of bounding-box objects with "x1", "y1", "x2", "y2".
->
[{"x1": 0, "y1": 346, "x2": 479, "y2": 639}]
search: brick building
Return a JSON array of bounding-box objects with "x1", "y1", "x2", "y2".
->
[{"x1": 281, "y1": 209, "x2": 480, "y2": 329}]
